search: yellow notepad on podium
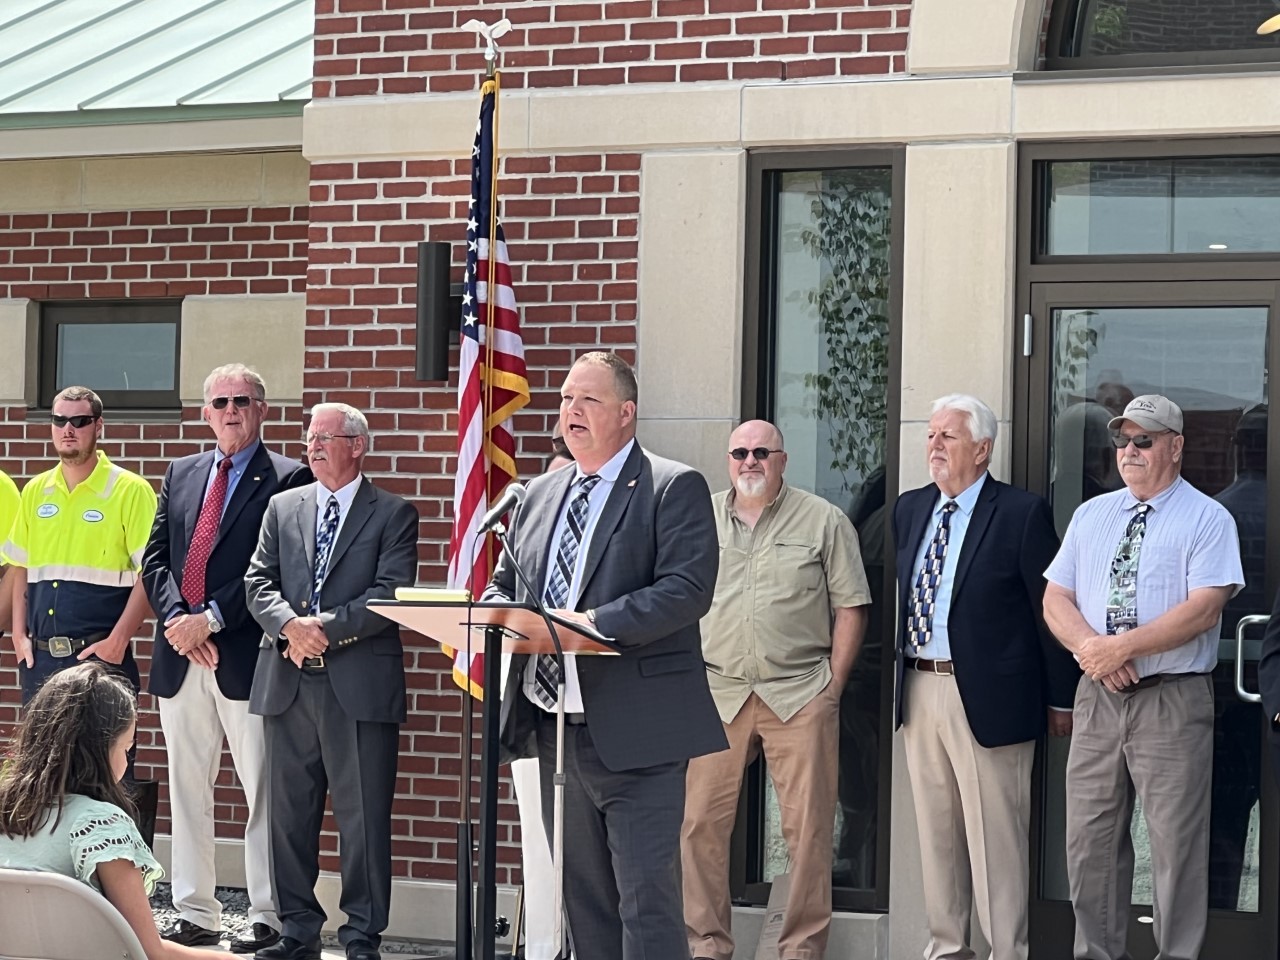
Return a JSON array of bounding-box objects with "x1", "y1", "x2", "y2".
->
[{"x1": 394, "y1": 587, "x2": 472, "y2": 604}]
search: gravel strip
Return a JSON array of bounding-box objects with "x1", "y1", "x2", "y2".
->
[{"x1": 148, "y1": 883, "x2": 457, "y2": 957}]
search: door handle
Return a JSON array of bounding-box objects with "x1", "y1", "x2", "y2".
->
[{"x1": 1235, "y1": 614, "x2": 1269, "y2": 703}]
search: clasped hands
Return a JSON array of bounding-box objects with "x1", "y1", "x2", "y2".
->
[
  {"x1": 162, "y1": 613, "x2": 219, "y2": 670},
  {"x1": 281, "y1": 616, "x2": 329, "y2": 668},
  {"x1": 1076, "y1": 633, "x2": 1139, "y2": 692}
]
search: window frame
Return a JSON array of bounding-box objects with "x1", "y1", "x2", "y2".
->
[
  {"x1": 738, "y1": 147, "x2": 904, "y2": 914},
  {"x1": 1044, "y1": 0, "x2": 1280, "y2": 72},
  {"x1": 38, "y1": 299, "x2": 182, "y2": 412}
]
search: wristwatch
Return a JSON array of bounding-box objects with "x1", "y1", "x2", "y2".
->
[{"x1": 205, "y1": 609, "x2": 222, "y2": 634}]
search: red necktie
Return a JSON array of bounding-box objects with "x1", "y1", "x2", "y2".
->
[{"x1": 181, "y1": 457, "x2": 233, "y2": 607}]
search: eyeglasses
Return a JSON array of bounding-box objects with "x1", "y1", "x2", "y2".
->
[
  {"x1": 729, "y1": 447, "x2": 784, "y2": 461},
  {"x1": 305, "y1": 432, "x2": 358, "y2": 446},
  {"x1": 210, "y1": 395, "x2": 256, "y2": 410},
  {"x1": 51, "y1": 414, "x2": 98, "y2": 429},
  {"x1": 1110, "y1": 431, "x2": 1170, "y2": 450}
]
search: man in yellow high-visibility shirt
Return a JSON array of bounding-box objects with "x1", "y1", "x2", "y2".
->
[
  {"x1": 0, "y1": 467, "x2": 18, "y2": 637},
  {"x1": 1, "y1": 385, "x2": 157, "y2": 703}
]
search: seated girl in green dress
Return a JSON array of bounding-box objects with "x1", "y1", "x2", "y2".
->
[{"x1": 0, "y1": 662, "x2": 217, "y2": 959}]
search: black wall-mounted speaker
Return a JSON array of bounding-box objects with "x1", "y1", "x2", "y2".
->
[{"x1": 415, "y1": 241, "x2": 454, "y2": 382}]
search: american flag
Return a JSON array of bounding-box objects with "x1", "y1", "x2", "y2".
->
[{"x1": 445, "y1": 77, "x2": 529, "y2": 698}]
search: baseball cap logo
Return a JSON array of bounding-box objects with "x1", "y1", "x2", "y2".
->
[{"x1": 1132, "y1": 399, "x2": 1157, "y2": 413}]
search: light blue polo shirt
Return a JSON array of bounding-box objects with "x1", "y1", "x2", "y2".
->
[{"x1": 1045, "y1": 476, "x2": 1243, "y2": 678}]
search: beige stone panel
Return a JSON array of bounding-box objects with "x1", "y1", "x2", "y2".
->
[
  {"x1": 179, "y1": 296, "x2": 305, "y2": 403},
  {"x1": 637, "y1": 151, "x2": 745, "y2": 421},
  {"x1": 529, "y1": 86, "x2": 741, "y2": 152},
  {"x1": 261, "y1": 151, "x2": 310, "y2": 205},
  {"x1": 0, "y1": 160, "x2": 82, "y2": 213},
  {"x1": 0, "y1": 116, "x2": 303, "y2": 162},
  {"x1": 899, "y1": 142, "x2": 1016, "y2": 426},
  {"x1": 0, "y1": 300, "x2": 36, "y2": 404},
  {"x1": 303, "y1": 94, "x2": 531, "y2": 161},
  {"x1": 636, "y1": 418, "x2": 735, "y2": 490},
  {"x1": 908, "y1": 0, "x2": 1039, "y2": 74},
  {"x1": 83, "y1": 154, "x2": 266, "y2": 209},
  {"x1": 1015, "y1": 73, "x2": 1280, "y2": 140},
  {"x1": 742, "y1": 76, "x2": 1011, "y2": 146}
]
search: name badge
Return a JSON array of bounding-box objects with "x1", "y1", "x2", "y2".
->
[
  {"x1": 82, "y1": 510, "x2": 104, "y2": 523},
  {"x1": 36, "y1": 504, "x2": 58, "y2": 518}
]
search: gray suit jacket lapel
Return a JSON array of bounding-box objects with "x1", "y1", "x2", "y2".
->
[
  {"x1": 296, "y1": 485, "x2": 319, "y2": 574},
  {"x1": 326, "y1": 477, "x2": 376, "y2": 574},
  {"x1": 527, "y1": 468, "x2": 574, "y2": 602},
  {"x1": 577, "y1": 443, "x2": 642, "y2": 603}
]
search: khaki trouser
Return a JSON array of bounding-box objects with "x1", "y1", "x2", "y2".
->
[
  {"x1": 1066, "y1": 673, "x2": 1213, "y2": 960},
  {"x1": 682, "y1": 685, "x2": 840, "y2": 960},
  {"x1": 902, "y1": 670, "x2": 1035, "y2": 960}
]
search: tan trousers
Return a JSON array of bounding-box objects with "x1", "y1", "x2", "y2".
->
[
  {"x1": 902, "y1": 671, "x2": 1034, "y2": 960},
  {"x1": 682, "y1": 686, "x2": 840, "y2": 960},
  {"x1": 1065, "y1": 674, "x2": 1213, "y2": 960}
]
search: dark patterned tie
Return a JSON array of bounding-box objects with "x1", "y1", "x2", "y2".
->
[
  {"x1": 1107, "y1": 504, "x2": 1149, "y2": 635},
  {"x1": 180, "y1": 457, "x2": 233, "y2": 607},
  {"x1": 534, "y1": 475, "x2": 601, "y2": 708},
  {"x1": 907, "y1": 501, "x2": 958, "y2": 654},
  {"x1": 311, "y1": 496, "x2": 340, "y2": 613}
]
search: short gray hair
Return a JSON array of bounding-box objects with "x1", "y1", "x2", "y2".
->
[
  {"x1": 310, "y1": 402, "x2": 370, "y2": 444},
  {"x1": 204, "y1": 363, "x2": 266, "y2": 403},
  {"x1": 932, "y1": 393, "x2": 997, "y2": 446}
]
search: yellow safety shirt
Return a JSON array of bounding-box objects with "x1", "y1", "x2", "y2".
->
[
  {"x1": 0, "y1": 469, "x2": 18, "y2": 550},
  {"x1": 1, "y1": 452, "x2": 157, "y2": 639}
]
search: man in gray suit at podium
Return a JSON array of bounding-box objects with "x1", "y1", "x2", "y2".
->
[{"x1": 487, "y1": 351, "x2": 726, "y2": 960}]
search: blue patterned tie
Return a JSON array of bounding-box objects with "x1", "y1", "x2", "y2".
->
[
  {"x1": 311, "y1": 496, "x2": 340, "y2": 613},
  {"x1": 1107, "y1": 504, "x2": 1149, "y2": 635},
  {"x1": 534, "y1": 475, "x2": 601, "y2": 708},
  {"x1": 907, "y1": 501, "x2": 958, "y2": 654}
]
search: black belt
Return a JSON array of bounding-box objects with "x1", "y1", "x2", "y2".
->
[
  {"x1": 539, "y1": 708, "x2": 586, "y2": 725},
  {"x1": 36, "y1": 633, "x2": 108, "y2": 658},
  {"x1": 300, "y1": 656, "x2": 326, "y2": 672},
  {"x1": 1125, "y1": 671, "x2": 1205, "y2": 691},
  {"x1": 906, "y1": 657, "x2": 954, "y2": 676}
]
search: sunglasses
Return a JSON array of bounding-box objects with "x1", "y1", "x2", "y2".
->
[
  {"x1": 210, "y1": 395, "x2": 256, "y2": 410},
  {"x1": 1110, "y1": 431, "x2": 1168, "y2": 450},
  {"x1": 51, "y1": 414, "x2": 98, "y2": 429},
  {"x1": 729, "y1": 447, "x2": 784, "y2": 461}
]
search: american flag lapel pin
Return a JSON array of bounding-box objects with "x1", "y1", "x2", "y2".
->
[{"x1": 627, "y1": 480, "x2": 637, "y2": 487}]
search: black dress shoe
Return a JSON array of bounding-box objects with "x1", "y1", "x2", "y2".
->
[
  {"x1": 255, "y1": 936, "x2": 322, "y2": 960},
  {"x1": 345, "y1": 939, "x2": 380, "y2": 960},
  {"x1": 230, "y1": 922, "x2": 282, "y2": 953},
  {"x1": 162, "y1": 919, "x2": 221, "y2": 947}
]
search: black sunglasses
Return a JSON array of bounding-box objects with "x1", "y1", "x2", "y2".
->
[
  {"x1": 51, "y1": 414, "x2": 98, "y2": 429},
  {"x1": 1110, "y1": 431, "x2": 1168, "y2": 450},
  {"x1": 210, "y1": 395, "x2": 255, "y2": 410},
  {"x1": 729, "y1": 447, "x2": 784, "y2": 461}
]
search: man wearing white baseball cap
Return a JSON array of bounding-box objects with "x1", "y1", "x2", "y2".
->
[{"x1": 1042, "y1": 394, "x2": 1243, "y2": 960}]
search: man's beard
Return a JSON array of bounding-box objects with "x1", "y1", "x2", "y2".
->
[
  {"x1": 734, "y1": 473, "x2": 767, "y2": 498},
  {"x1": 58, "y1": 443, "x2": 95, "y2": 466}
]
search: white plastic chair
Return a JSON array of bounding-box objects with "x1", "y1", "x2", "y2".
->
[{"x1": 0, "y1": 865, "x2": 146, "y2": 959}]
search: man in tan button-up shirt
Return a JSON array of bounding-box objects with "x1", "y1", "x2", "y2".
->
[{"x1": 682, "y1": 420, "x2": 871, "y2": 960}]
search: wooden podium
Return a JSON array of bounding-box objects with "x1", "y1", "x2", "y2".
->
[{"x1": 369, "y1": 598, "x2": 617, "y2": 960}]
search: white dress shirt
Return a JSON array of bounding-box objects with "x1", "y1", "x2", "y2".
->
[
  {"x1": 523, "y1": 438, "x2": 635, "y2": 714},
  {"x1": 313, "y1": 474, "x2": 362, "y2": 604}
]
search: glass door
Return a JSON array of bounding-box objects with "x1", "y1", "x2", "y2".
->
[{"x1": 1022, "y1": 281, "x2": 1280, "y2": 958}]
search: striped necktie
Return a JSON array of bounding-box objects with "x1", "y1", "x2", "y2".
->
[
  {"x1": 907, "y1": 500, "x2": 958, "y2": 654},
  {"x1": 311, "y1": 496, "x2": 340, "y2": 614},
  {"x1": 534, "y1": 475, "x2": 601, "y2": 709}
]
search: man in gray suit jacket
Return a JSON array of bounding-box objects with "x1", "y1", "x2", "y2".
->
[
  {"x1": 487, "y1": 351, "x2": 726, "y2": 960},
  {"x1": 246, "y1": 402, "x2": 419, "y2": 960}
]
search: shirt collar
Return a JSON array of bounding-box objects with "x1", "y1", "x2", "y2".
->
[
  {"x1": 574, "y1": 437, "x2": 635, "y2": 485},
  {"x1": 216, "y1": 439, "x2": 260, "y2": 474},
  {"x1": 935, "y1": 471, "x2": 987, "y2": 518},
  {"x1": 55, "y1": 450, "x2": 112, "y2": 494},
  {"x1": 1121, "y1": 474, "x2": 1183, "y2": 512},
  {"x1": 319, "y1": 473, "x2": 363, "y2": 511},
  {"x1": 724, "y1": 480, "x2": 789, "y2": 519}
]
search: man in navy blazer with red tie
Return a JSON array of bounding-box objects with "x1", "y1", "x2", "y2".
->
[
  {"x1": 142, "y1": 363, "x2": 311, "y2": 953},
  {"x1": 893, "y1": 393, "x2": 1078, "y2": 960}
]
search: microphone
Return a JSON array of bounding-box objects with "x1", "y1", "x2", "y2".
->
[{"x1": 478, "y1": 482, "x2": 527, "y2": 534}]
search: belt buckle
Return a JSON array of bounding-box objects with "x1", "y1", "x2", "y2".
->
[
  {"x1": 936, "y1": 660, "x2": 954, "y2": 676},
  {"x1": 47, "y1": 636, "x2": 74, "y2": 658},
  {"x1": 308, "y1": 655, "x2": 325, "y2": 669}
]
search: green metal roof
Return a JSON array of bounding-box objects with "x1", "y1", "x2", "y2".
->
[{"x1": 0, "y1": 0, "x2": 312, "y2": 120}]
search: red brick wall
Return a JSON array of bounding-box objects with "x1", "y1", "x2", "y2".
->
[
  {"x1": 314, "y1": 0, "x2": 911, "y2": 97},
  {"x1": 307, "y1": 152, "x2": 640, "y2": 881}
]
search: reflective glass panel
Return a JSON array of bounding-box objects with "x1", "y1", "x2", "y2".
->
[
  {"x1": 763, "y1": 167, "x2": 892, "y2": 893},
  {"x1": 55, "y1": 322, "x2": 177, "y2": 392},
  {"x1": 1042, "y1": 303, "x2": 1266, "y2": 914},
  {"x1": 1066, "y1": 0, "x2": 1280, "y2": 58},
  {"x1": 1047, "y1": 157, "x2": 1280, "y2": 256}
]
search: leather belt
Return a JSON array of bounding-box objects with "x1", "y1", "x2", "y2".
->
[
  {"x1": 1125, "y1": 671, "x2": 1204, "y2": 691},
  {"x1": 36, "y1": 633, "x2": 108, "y2": 658},
  {"x1": 906, "y1": 657, "x2": 954, "y2": 676},
  {"x1": 565, "y1": 712, "x2": 587, "y2": 726},
  {"x1": 301, "y1": 656, "x2": 326, "y2": 672}
]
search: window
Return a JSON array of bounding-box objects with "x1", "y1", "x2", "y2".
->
[
  {"x1": 39, "y1": 301, "x2": 181, "y2": 411},
  {"x1": 1046, "y1": 0, "x2": 1280, "y2": 70},
  {"x1": 741, "y1": 149, "x2": 902, "y2": 912}
]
